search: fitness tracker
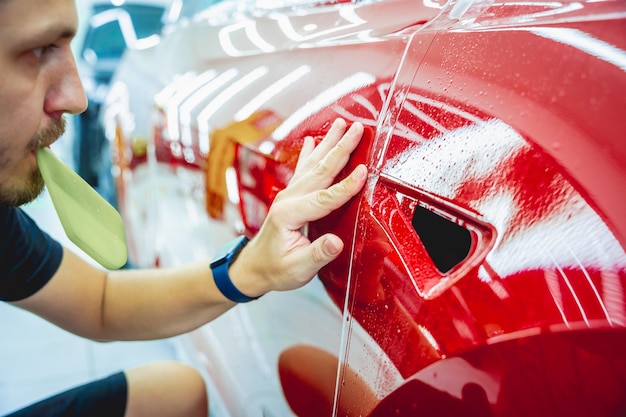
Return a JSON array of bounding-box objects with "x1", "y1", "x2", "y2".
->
[{"x1": 210, "y1": 235, "x2": 258, "y2": 303}]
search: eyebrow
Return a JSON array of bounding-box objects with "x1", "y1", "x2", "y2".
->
[
  {"x1": 20, "y1": 23, "x2": 77, "y2": 49},
  {"x1": 31, "y1": 24, "x2": 76, "y2": 43}
]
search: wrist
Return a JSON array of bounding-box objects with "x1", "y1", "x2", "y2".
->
[
  {"x1": 210, "y1": 236, "x2": 260, "y2": 303},
  {"x1": 227, "y1": 241, "x2": 270, "y2": 299}
]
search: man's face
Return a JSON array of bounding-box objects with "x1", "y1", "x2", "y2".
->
[{"x1": 0, "y1": 0, "x2": 86, "y2": 206}]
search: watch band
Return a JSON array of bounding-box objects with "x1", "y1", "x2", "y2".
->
[{"x1": 210, "y1": 236, "x2": 258, "y2": 303}]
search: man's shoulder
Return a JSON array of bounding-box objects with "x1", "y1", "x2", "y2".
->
[{"x1": 0, "y1": 205, "x2": 63, "y2": 301}]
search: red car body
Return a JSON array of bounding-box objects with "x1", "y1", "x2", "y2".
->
[{"x1": 103, "y1": 0, "x2": 626, "y2": 415}]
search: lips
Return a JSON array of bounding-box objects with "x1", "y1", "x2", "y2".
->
[{"x1": 31, "y1": 118, "x2": 66, "y2": 152}]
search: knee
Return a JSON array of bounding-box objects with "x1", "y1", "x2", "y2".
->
[{"x1": 125, "y1": 360, "x2": 208, "y2": 417}]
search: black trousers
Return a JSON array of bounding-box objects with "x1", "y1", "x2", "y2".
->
[{"x1": 4, "y1": 372, "x2": 127, "y2": 417}]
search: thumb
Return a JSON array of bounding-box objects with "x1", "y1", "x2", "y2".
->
[
  {"x1": 289, "y1": 234, "x2": 343, "y2": 287},
  {"x1": 311, "y1": 234, "x2": 344, "y2": 267}
]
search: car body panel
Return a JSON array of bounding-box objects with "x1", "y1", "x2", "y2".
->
[{"x1": 101, "y1": 0, "x2": 626, "y2": 415}]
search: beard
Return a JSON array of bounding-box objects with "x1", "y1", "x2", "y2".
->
[
  {"x1": 0, "y1": 168, "x2": 46, "y2": 207},
  {"x1": 0, "y1": 118, "x2": 66, "y2": 207}
]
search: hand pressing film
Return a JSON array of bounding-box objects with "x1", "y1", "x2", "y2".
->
[{"x1": 36, "y1": 148, "x2": 128, "y2": 269}]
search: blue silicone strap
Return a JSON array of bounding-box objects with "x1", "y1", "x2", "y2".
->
[{"x1": 211, "y1": 236, "x2": 257, "y2": 303}]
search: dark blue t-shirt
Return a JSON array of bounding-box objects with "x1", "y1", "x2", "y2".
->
[{"x1": 0, "y1": 206, "x2": 63, "y2": 301}]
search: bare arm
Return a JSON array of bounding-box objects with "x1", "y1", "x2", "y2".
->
[
  {"x1": 13, "y1": 119, "x2": 367, "y2": 341},
  {"x1": 14, "y1": 249, "x2": 233, "y2": 341}
]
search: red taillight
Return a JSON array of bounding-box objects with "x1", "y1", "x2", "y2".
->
[{"x1": 235, "y1": 143, "x2": 294, "y2": 234}]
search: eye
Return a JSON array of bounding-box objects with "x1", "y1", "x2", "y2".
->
[
  {"x1": 31, "y1": 47, "x2": 44, "y2": 60},
  {"x1": 31, "y1": 44, "x2": 57, "y2": 61}
]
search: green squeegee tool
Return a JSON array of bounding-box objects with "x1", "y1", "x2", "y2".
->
[{"x1": 36, "y1": 147, "x2": 128, "y2": 269}]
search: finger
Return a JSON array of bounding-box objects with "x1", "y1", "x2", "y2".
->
[
  {"x1": 307, "y1": 118, "x2": 349, "y2": 163},
  {"x1": 305, "y1": 233, "x2": 345, "y2": 269},
  {"x1": 288, "y1": 121, "x2": 364, "y2": 195},
  {"x1": 282, "y1": 233, "x2": 345, "y2": 289},
  {"x1": 278, "y1": 164, "x2": 367, "y2": 230},
  {"x1": 253, "y1": 232, "x2": 345, "y2": 293},
  {"x1": 291, "y1": 118, "x2": 348, "y2": 180}
]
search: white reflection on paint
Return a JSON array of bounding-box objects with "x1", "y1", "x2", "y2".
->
[
  {"x1": 274, "y1": 72, "x2": 376, "y2": 139},
  {"x1": 197, "y1": 67, "x2": 269, "y2": 139},
  {"x1": 234, "y1": 65, "x2": 311, "y2": 121}
]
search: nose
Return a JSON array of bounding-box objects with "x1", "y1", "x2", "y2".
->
[{"x1": 43, "y1": 47, "x2": 88, "y2": 117}]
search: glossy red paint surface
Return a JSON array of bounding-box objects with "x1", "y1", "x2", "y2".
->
[
  {"x1": 237, "y1": 76, "x2": 626, "y2": 414},
  {"x1": 104, "y1": 0, "x2": 626, "y2": 414},
  {"x1": 235, "y1": 10, "x2": 626, "y2": 413}
]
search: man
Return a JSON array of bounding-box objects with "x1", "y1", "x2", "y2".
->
[{"x1": 0, "y1": 0, "x2": 368, "y2": 415}]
